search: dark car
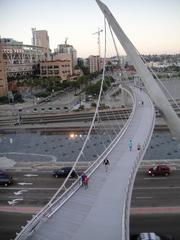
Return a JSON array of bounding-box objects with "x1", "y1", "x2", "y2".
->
[
  {"x1": 53, "y1": 167, "x2": 77, "y2": 178},
  {"x1": 147, "y1": 165, "x2": 170, "y2": 177},
  {"x1": 0, "y1": 170, "x2": 13, "y2": 186}
]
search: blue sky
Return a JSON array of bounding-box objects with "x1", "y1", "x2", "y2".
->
[{"x1": 0, "y1": 0, "x2": 179, "y2": 58}]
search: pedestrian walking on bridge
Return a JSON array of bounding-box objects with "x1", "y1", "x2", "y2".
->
[
  {"x1": 83, "y1": 175, "x2": 89, "y2": 189},
  {"x1": 81, "y1": 173, "x2": 89, "y2": 189},
  {"x1": 128, "y1": 139, "x2": 133, "y2": 151},
  {"x1": 103, "y1": 158, "x2": 110, "y2": 172},
  {"x1": 137, "y1": 143, "x2": 141, "y2": 151}
]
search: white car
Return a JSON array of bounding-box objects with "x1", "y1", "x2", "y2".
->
[
  {"x1": 136, "y1": 232, "x2": 173, "y2": 240},
  {"x1": 137, "y1": 233, "x2": 160, "y2": 240}
]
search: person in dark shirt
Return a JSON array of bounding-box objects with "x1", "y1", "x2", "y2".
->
[{"x1": 103, "y1": 158, "x2": 110, "y2": 172}]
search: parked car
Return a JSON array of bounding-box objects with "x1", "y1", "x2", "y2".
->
[
  {"x1": 147, "y1": 165, "x2": 170, "y2": 177},
  {"x1": 53, "y1": 167, "x2": 77, "y2": 178},
  {"x1": 0, "y1": 170, "x2": 13, "y2": 186}
]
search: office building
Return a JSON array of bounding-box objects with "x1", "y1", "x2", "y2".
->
[
  {"x1": 32, "y1": 28, "x2": 50, "y2": 53},
  {"x1": 40, "y1": 59, "x2": 72, "y2": 81},
  {"x1": 54, "y1": 43, "x2": 77, "y2": 67},
  {"x1": 88, "y1": 55, "x2": 102, "y2": 73}
]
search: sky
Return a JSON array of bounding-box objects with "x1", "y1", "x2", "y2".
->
[{"x1": 0, "y1": 0, "x2": 180, "y2": 58}]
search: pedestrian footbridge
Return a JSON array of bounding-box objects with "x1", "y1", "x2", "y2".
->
[
  {"x1": 15, "y1": 87, "x2": 155, "y2": 240},
  {"x1": 15, "y1": 0, "x2": 180, "y2": 239}
]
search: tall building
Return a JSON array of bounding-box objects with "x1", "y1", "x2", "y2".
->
[
  {"x1": 32, "y1": 28, "x2": 50, "y2": 53},
  {"x1": 88, "y1": 55, "x2": 101, "y2": 73},
  {"x1": 0, "y1": 43, "x2": 8, "y2": 96},
  {"x1": 54, "y1": 43, "x2": 77, "y2": 67}
]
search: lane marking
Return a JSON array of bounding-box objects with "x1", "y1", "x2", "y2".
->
[
  {"x1": 0, "y1": 187, "x2": 58, "y2": 190},
  {"x1": 24, "y1": 174, "x2": 39, "y2": 177},
  {"x1": 134, "y1": 186, "x2": 180, "y2": 190},
  {"x1": 8, "y1": 198, "x2": 23, "y2": 205},
  {"x1": 18, "y1": 183, "x2": 33, "y2": 186},
  {"x1": 135, "y1": 197, "x2": 153, "y2": 199},
  {"x1": 14, "y1": 190, "x2": 28, "y2": 196},
  {"x1": 144, "y1": 177, "x2": 167, "y2": 180}
]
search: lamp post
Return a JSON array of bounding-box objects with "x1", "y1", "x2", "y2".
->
[{"x1": 79, "y1": 93, "x2": 82, "y2": 107}]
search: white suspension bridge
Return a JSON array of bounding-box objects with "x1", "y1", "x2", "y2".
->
[{"x1": 14, "y1": 0, "x2": 180, "y2": 240}]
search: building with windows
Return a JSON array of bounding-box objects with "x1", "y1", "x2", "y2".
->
[
  {"x1": 32, "y1": 28, "x2": 50, "y2": 54},
  {"x1": 88, "y1": 55, "x2": 103, "y2": 73},
  {"x1": 54, "y1": 43, "x2": 77, "y2": 67},
  {"x1": 40, "y1": 60, "x2": 72, "y2": 81},
  {"x1": 1, "y1": 38, "x2": 46, "y2": 78},
  {"x1": 0, "y1": 44, "x2": 8, "y2": 96}
]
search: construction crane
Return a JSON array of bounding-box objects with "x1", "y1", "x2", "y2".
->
[
  {"x1": 65, "y1": 37, "x2": 68, "y2": 47},
  {"x1": 92, "y1": 28, "x2": 103, "y2": 57}
]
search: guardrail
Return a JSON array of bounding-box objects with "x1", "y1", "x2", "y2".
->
[{"x1": 14, "y1": 86, "x2": 136, "y2": 240}]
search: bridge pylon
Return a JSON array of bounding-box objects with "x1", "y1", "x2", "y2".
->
[{"x1": 96, "y1": 0, "x2": 180, "y2": 139}]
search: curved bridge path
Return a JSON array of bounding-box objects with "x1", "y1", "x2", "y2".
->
[{"x1": 24, "y1": 87, "x2": 155, "y2": 240}]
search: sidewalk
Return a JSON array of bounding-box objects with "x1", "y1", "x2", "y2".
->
[{"x1": 131, "y1": 207, "x2": 180, "y2": 215}]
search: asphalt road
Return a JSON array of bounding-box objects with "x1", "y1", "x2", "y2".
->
[
  {"x1": 130, "y1": 214, "x2": 180, "y2": 240},
  {"x1": 0, "y1": 171, "x2": 79, "y2": 207},
  {"x1": 0, "y1": 169, "x2": 180, "y2": 240},
  {"x1": 131, "y1": 169, "x2": 180, "y2": 207},
  {"x1": 0, "y1": 212, "x2": 179, "y2": 240},
  {"x1": 1, "y1": 169, "x2": 180, "y2": 208}
]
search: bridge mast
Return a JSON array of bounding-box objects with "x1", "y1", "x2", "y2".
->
[{"x1": 96, "y1": 0, "x2": 180, "y2": 138}]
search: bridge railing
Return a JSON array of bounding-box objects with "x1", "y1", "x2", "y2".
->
[
  {"x1": 14, "y1": 86, "x2": 136, "y2": 240},
  {"x1": 123, "y1": 92, "x2": 155, "y2": 240}
]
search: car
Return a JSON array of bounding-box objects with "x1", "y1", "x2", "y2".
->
[
  {"x1": 147, "y1": 165, "x2": 170, "y2": 177},
  {"x1": 0, "y1": 170, "x2": 13, "y2": 186},
  {"x1": 137, "y1": 232, "x2": 160, "y2": 240},
  {"x1": 53, "y1": 167, "x2": 77, "y2": 178},
  {"x1": 131, "y1": 232, "x2": 174, "y2": 240}
]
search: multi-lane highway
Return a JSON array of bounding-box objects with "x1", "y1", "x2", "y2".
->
[
  {"x1": 131, "y1": 170, "x2": 180, "y2": 207},
  {"x1": 0, "y1": 167, "x2": 180, "y2": 239}
]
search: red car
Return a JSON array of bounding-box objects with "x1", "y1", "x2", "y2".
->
[{"x1": 147, "y1": 165, "x2": 170, "y2": 177}]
